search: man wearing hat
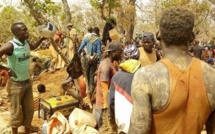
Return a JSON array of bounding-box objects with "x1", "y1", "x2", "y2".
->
[
  {"x1": 95, "y1": 42, "x2": 123, "y2": 132},
  {"x1": 138, "y1": 32, "x2": 160, "y2": 67},
  {"x1": 67, "y1": 23, "x2": 78, "y2": 61}
]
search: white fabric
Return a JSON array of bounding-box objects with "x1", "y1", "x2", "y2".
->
[{"x1": 115, "y1": 90, "x2": 132, "y2": 133}]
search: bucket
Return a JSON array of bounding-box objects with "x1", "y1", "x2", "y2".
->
[
  {"x1": 69, "y1": 108, "x2": 97, "y2": 130},
  {"x1": 77, "y1": 75, "x2": 86, "y2": 98}
]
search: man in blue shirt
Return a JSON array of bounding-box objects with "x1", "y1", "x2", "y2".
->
[{"x1": 78, "y1": 27, "x2": 102, "y2": 107}]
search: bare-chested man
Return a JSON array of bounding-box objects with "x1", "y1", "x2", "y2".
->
[{"x1": 128, "y1": 7, "x2": 215, "y2": 134}]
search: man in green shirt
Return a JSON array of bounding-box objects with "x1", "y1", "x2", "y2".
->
[{"x1": 0, "y1": 22, "x2": 46, "y2": 134}]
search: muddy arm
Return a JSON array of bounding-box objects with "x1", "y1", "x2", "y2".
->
[{"x1": 128, "y1": 68, "x2": 152, "y2": 134}]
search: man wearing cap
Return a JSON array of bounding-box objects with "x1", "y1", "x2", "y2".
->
[
  {"x1": 67, "y1": 23, "x2": 78, "y2": 61},
  {"x1": 138, "y1": 32, "x2": 160, "y2": 67},
  {"x1": 128, "y1": 7, "x2": 215, "y2": 134},
  {"x1": 95, "y1": 42, "x2": 123, "y2": 132},
  {"x1": 108, "y1": 44, "x2": 140, "y2": 134}
]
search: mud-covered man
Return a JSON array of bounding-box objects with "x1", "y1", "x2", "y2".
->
[
  {"x1": 0, "y1": 22, "x2": 46, "y2": 134},
  {"x1": 128, "y1": 7, "x2": 215, "y2": 133}
]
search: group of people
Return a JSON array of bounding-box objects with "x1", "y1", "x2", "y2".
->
[
  {"x1": 1, "y1": 6, "x2": 215, "y2": 134},
  {"x1": 189, "y1": 39, "x2": 215, "y2": 67}
]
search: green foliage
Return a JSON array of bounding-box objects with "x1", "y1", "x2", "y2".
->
[
  {"x1": 32, "y1": 0, "x2": 62, "y2": 16},
  {"x1": 90, "y1": 0, "x2": 121, "y2": 17},
  {"x1": 90, "y1": 0, "x2": 101, "y2": 9},
  {"x1": 0, "y1": 6, "x2": 22, "y2": 42},
  {"x1": 160, "y1": 0, "x2": 211, "y2": 35},
  {"x1": 106, "y1": 17, "x2": 116, "y2": 24}
]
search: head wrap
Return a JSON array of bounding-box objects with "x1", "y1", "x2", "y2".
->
[{"x1": 124, "y1": 44, "x2": 139, "y2": 60}]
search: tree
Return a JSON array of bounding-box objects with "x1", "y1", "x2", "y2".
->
[
  {"x1": 90, "y1": 0, "x2": 137, "y2": 42},
  {"x1": 135, "y1": 0, "x2": 214, "y2": 39},
  {"x1": 0, "y1": 6, "x2": 22, "y2": 43},
  {"x1": 21, "y1": 0, "x2": 69, "y2": 64}
]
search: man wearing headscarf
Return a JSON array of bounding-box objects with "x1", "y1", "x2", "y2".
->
[{"x1": 108, "y1": 44, "x2": 141, "y2": 134}]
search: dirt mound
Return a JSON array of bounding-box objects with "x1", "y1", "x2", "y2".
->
[{"x1": 32, "y1": 67, "x2": 67, "y2": 94}]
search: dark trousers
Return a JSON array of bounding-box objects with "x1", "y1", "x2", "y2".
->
[{"x1": 81, "y1": 55, "x2": 97, "y2": 98}]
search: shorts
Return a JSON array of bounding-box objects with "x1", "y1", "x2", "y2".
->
[{"x1": 7, "y1": 78, "x2": 34, "y2": 128}]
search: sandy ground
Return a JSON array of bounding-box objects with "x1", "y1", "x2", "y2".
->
[{"x1": 0, "y1": 67, "x2": 67, "y2": 134}]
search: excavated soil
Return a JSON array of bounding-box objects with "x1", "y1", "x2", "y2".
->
[
  {"x1": 0, "y1": 67, "x2": 68, "y2": 134},
  {"x1": 0, "y1": 65, "x2": 115, "y2": 134}
]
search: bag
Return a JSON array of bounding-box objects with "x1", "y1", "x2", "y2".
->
[
  {"x1": 77, "y1": 75, "x2": 86, "y2": 98},
  {"x1": 66, "y1": 53, "x2": 83, "y2": 79},
  {"x1": 87, "y1": 36, "x2": 100, "y2": 65},
  {"x1": 109, "y1": 28, "x2": 120, "y2": 41},
  {"x1": 69, "y1": 108, "x2": 97, "y2": 130},
  {"x1": 47, "y1": 111, "x2": 71, "y2": 134}
]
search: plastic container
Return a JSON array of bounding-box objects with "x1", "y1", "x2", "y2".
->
[
  {"x1": 37, "y1": 22, "x2": 57, "y2": 38},
  {"x1": 69, "y1": 108, "x2": 97, "y2": 130}
]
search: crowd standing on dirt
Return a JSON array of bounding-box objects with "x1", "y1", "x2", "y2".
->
[{"x1": 1, "y1": 6, "x2": 215, "y2": 134}]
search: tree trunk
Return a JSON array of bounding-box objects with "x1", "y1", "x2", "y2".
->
[
  {"x1": 128, "y1": 0, "x2": 136, "y2": 42},
  {"x1": 23, "y1": 0, "x2": 46, "y2": 25},
  {"x1": 23, "y1": 0, "x2": 69, "y2": 65},
  {"x1": 61, "y1": 0, "x2": 72, "y2": 24}
]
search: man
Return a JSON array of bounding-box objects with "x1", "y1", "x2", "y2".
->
[
  {"x1": 67, "y1": 23, "x2": 78, "y2": 61},
  {"x1": 192, "y1": 39, "x2": 204, "y2": 59},
  {"x1": 49, "y1": 31, "x2": 64, "y2": 72},
  {"x1": 78, "y1": 27, "x2": 102, "y2": 107},
  {"x1": 108, "y1": 44, "x2": 140, "y2": 134},
  {"x1": 128, "y1": 7, "x2": 215, "y2": 134},
  {"x1": 138, "y1": 32, "x2": 160, "y2": 67},
  {"x1": 95, "y1": 42, "x2": 123, "y2": 132},
  {"x1": 0, "y1": 22, "x2": 46, "y2": 134},
  {"x1": 84, "y1": 26, "x2": 93, "y2": 39},
  {"x1": 102, "y1": 18, "x2": 117, "y2": 46}
]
